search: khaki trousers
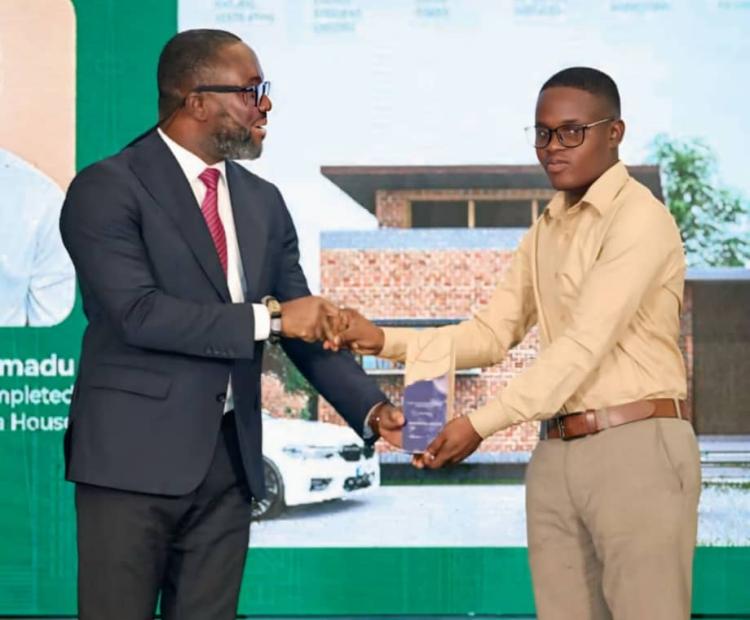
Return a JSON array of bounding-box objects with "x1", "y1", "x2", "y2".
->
[{"x1": 526, "y1": 418, "x2": 701, "y2": 620}]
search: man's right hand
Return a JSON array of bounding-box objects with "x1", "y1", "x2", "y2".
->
[
  {"x1": 324, "y1": 308, "x2": 385, "y2": 355},
  {"x1": 280, "y1": 296, "x2": 340, "y2": 343}
]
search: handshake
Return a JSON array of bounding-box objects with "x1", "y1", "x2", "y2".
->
[
  {"x1": 277, "y1": 295, "x2": 385, "y2": 355},
  {"x1": 278, "y1": 295, "x2": 483, "y2": 469}
]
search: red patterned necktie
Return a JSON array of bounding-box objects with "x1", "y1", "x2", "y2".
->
[{"x1": 198, "y1": 168, "x2": 228, "y2": 275}]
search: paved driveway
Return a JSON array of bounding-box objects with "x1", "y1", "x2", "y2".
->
[{"x1": 252, "y1": 483, "x2": 750, "y2": 547}]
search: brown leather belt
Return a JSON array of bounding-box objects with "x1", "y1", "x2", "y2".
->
[{"x1": 542, "y1": 398, "x2": 683, "y2": 441}]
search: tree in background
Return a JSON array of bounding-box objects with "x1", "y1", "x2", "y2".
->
[
  {"x1": 651, "y1": 134, "x2": 750, "y2": 267},
  {"x1": 262, "y1": 343, "x2": 318, "y2": 420}
]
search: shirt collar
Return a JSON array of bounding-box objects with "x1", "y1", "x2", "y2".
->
[
  {"x1": 157, "y1": 127, "x2": 226, "y2": 185},
  {"x1": 545, "y1": 160, "x2": 629, "y2": 220}
]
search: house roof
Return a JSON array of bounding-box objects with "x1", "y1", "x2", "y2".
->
[{"x1": 321, "y1": 164, "x2": 664, "y2": 214}]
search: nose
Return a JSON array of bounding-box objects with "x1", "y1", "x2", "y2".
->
[
  {"x1": 542, "y1": 133, "x2": 565, "y2": 155},
  {"x1": 258, "y1": 94, "x2": 272, "y2": 113}
]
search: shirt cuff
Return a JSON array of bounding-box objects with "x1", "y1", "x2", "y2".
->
[
  {"x1": 380, "y1": 327, "x2": 415, "y2": 361},
  {"x1": 363, "y1": 401, "x2": 388, "y2": 439},
  {"x1": 253, "y1": 304, "x2": 271, "y2": 341},
  {"x1": 467, "y1": 401, "x2": 515, "y2": 439}
]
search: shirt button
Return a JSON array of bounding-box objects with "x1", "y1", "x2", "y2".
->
[{"x1": 216, "y1": 393, "x2": 227, "y2": 403}]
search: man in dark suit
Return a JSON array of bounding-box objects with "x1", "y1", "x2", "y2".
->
[{"x1": 60, "y1": 29, "x2": 403, "y2": 620}]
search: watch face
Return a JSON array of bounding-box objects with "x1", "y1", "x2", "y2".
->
[{"x1": 264, "y1": 296, "x2": 282, "y2": 316}]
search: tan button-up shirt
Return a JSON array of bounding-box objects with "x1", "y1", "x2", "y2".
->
[{"x1": 380, "y1": 161, "x2": 687, "y2": 438}]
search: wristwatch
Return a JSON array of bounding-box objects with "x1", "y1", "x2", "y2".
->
[{"x1": 261, "y1": 295, "x2": 282, "y2": 344}]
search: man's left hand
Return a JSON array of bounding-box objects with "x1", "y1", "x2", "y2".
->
[
  {"x1": 411, "y1": 416, "x2": 482, "y2": 469},
  {"x1": 368, "y1": 403, "x2": 405, "y2": 449}
]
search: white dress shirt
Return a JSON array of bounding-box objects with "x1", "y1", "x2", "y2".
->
[
  {"x1": 157, "y1": 129, "x2": 270, "y2": 412},
  {"x1": 0, "y1": 148, "x2": 75, "y2": 326}
]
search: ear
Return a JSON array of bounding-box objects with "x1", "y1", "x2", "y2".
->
[
  {"x1": 610, "y1": 119, "x2": 625, "y2": 147},
  {"x1": 183, "y1": 91, "x2": 210, "y2": 122}
]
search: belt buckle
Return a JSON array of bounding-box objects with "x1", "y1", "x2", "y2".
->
[{"x1": 556, "y1": 416, "x2": 567, "y2": 440}]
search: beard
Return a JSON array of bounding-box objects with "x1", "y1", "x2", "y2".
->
[{"x1": 211, "y1": 112, "x2": 262, "y2": 161}]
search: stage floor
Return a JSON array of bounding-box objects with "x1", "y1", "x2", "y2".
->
[{"x1": 0, "y1": 615, "x2": 750, "y2": 620}]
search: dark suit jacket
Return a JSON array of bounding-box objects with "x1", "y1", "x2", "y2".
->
[{"x1": 60, "y1": 130, "x2": 385, "y2": 499}]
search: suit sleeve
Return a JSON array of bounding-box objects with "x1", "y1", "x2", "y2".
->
[
  {"x1": 60, "y1": 164, "x2": 257, "y2": 359},
  {"x1": 270, "y1": 187, "x2": 387, "y2": 437}
]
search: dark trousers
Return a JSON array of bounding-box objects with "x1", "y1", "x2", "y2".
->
[{"x1": 75, "y1": 412, "x2": 254, "y2": 620}]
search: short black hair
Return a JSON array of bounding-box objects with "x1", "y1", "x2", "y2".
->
[
  {"x1": 157, "y1": 29, "x2": 242, "y2": 120},
  {"x1": 540, "y1": 67, "x2": 621, "y2": 118}
]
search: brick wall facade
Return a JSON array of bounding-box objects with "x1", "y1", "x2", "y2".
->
[
  {"x1": 375, "y1": 190, "x2": 410, "y2": 228},
  {"x1": 261, "y1": 372, "x2": 310, "y2": 419},
  {"x1": 317, "y1": 243, "x2": 694, "y2": 454}
]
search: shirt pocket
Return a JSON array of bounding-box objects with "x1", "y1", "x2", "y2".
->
[{"x1": 555, "y1": 224, "x2": 607, "y2": 309}]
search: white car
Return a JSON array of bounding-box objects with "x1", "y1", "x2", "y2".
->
[{"x1": 251, "y1": 412, "x2": 380, "y2": 520}]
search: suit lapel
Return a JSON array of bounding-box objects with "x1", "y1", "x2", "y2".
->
[
  {"x1": 226, "y1": 161, "x2": 269, "y2": 302},
  {"x1": 129, "y1": 132, "x2": 231, "y2": 302}
]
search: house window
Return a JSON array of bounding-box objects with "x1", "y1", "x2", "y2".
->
[
  {"x1": 411, "y1": 201, "x2": 467, "y2": 228},
  {"x1": 475, "y1": 200, "x2": 532, "y2": 227},
  {"x1": 359, "y1": 355, "x2": 405, "y2": 375},
  {"x1": 409, "y1": 199, "x2": 539, "y2": 228},
  {"x1": 359, "y1": 354, "x2": 480, "y2": 376}
]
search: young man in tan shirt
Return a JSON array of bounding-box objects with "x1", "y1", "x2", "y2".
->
[{"x1": 331, "y1": 67, "x2": 701, "y2": 619}]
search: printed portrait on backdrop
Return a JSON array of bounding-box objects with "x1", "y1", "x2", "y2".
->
[{"x1": 0, "y1": 1, "x2": 75, "y2": 327}]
